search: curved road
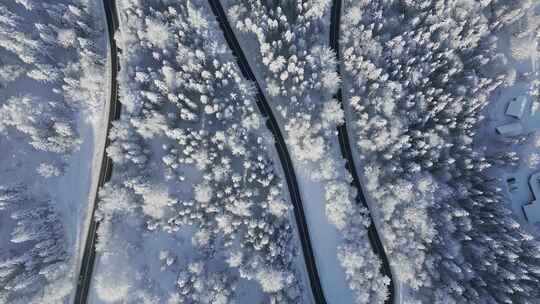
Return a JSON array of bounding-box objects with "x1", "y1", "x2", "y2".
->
[
  {"x1": 74, "y1": 0, "x2": 121, "y2": 303},
  {"x1": 330, "y1": 0, "x2": 395, "y2": 303},
  {"x1": 207, "y1": 1, "x2": 328, "y2": 303},
  {"x1": 75, "y1": 1, "x2": 393, "y2": 303}
]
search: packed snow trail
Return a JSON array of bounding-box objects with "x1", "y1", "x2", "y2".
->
[
  {"x1": 73, "y1": 0, "x2": 121, "y2": 303},
  {"x1": 208, "y1": 0, "x2": 328, "y2": 303},
  {"x1": 330, "y1": 0, "x2": 396, "y2": 303}
]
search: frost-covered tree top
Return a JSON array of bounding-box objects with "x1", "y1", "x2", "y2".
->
[
  {"x1": 94, "y1": 0, "x2": 306, "y2": 302},
  {"x1": 342, "y1": 0, "x2": 540, "y2": 302},
  {"x1": 0, "y1": 0, "x2": 106, "y2": 303}
]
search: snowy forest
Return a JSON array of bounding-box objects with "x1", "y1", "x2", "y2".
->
[
  {"x1": 0, "y1": 0, "x2": 106, "y2": 303},
  {"x1": 341, "y1": 0, "x2": 540, "y2": 303},
  {"x1": 224, "y1": 0, "x2": 389, "y2": 302},
  {"x1": 2, "y1": 0, "x2": 540, "y2": 303},
  {"x1": 91, "y1": 0, "x2": 307, "y2": 302}
]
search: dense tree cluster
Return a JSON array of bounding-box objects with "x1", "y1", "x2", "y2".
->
[
  {"x1": 0, "y1": 95, "x2": 79, "y2": 153},
  {"x1": 0, "y1": 0, "x2": 105, "y2": 146},
  {"x1": 226, "y1": 0, "x2": 389, "y2": 302},
  {"x1": 342, "y1": 0, "x2": 540, "y2": 302},
  {"x1": 0, "y1": 186, "x2": 70, "y2": 304},
  {"x1": 228, "y1": 1, "x2": 338, "y2": 106},
  {"x1": 96, "y1": 0, "x2": 306, "y2": 302},
  {"x1": 0, "y1": 1, "x2": 106, "y2": 302},
  {"x1": 176, "y1": 262, "x2": 235, "y2": 304}
]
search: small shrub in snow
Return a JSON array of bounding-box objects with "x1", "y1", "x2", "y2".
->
[
  {"x1": 95, "y1": 268, "x2": 131, "y2": 302},
  {"x1": 37, "y1": 162, "x2": 63, "y2": 178},
  {"x1": 256, "y1": 269, "x2": 284, "y2": 293}
]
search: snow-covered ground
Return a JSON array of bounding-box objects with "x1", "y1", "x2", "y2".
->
[
  {"x1": 71, "y1": 0, "x2": 113, "y2": 300},
  {"x1": 479, "y1": 6, "x2": 540, "y2": 237},
  {"x1": 294, "y1": 161, "x2": 356, "y2": 303},
  {"x1": 89, "y1": 1, "x2": 309, "y2": 303},
  {"x1": 0, "y1": 0, "x2": 107, "y2": 302},
  {"x1": 272, "y1": 111, "x2": 357, "y2": 304},
  {"x1": 342, "y1": 89, "x2": 403, "y2": 302},
  {"x1": 340, "y1": 0, "x2": 540, "y2": 303},
  {"x1": 221, "y1": 1, "x2": 389, "y2": 302},
  {"x1": 5, "y1": 1, "x2": 540, "y2": 303}
]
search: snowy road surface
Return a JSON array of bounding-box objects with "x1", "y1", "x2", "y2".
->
[{"x1": 74, "y1": 0, "x2": 121, "y2": 302}]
